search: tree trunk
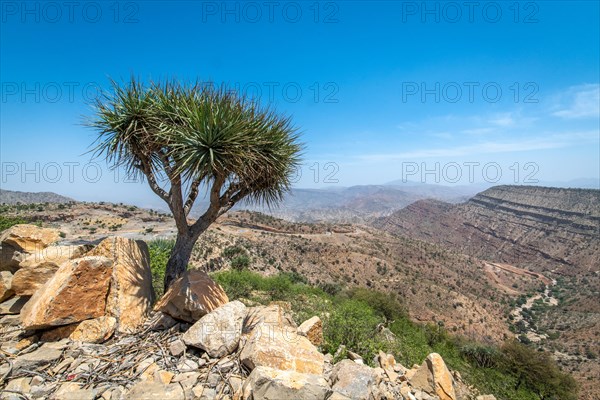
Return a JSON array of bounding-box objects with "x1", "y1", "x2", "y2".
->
[{"x1": 164, "y1": 232, "x2": 197, "y2": 291}]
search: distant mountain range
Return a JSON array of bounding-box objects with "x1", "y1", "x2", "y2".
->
[
  {"x1": 0, "y1": 189, "x2": 74, "y2": 204},
  {"x1": 234, "y1": 183, "x2": 484, "y2": 222},
  {"x1": 3, "y1": 177, "x2": 598, "y2": 222},
  {"x1": 374, "y1": 185, "x2": 600, "y2": 275}
]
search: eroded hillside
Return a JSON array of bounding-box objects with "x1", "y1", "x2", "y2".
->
[{"x1": 374, "y1": 185, "x2": 600, "y2": 399}]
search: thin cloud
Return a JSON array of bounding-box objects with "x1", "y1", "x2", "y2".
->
[
  {"x1": 552, "y1": 84, "x2": 600, "y2": 119},
  {"x1": 489, "y1": 114, "x2": 515, "y2": 127},
  {"x1": 357, "y1": 131, "x2": 598, "y2": 161},
  {"x1": 461, "y1": 128, "x2": 495, "y2": 135}
]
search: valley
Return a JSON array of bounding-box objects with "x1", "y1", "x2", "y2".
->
[{"x1": 1, "y1": 184, "x2": 598, "y2": 398}]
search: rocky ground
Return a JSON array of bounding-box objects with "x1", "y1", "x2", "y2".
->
[{"x1": 0, "y1": 223, "x2": 496, "y2": 400}]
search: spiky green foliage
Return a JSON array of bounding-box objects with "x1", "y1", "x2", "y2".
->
[
  {"x1": 89, "y1": 78, "x2": 303, "y2": 208},
  {"x1": 89, "y1": 78, "x2": 303, "y2": 288}
]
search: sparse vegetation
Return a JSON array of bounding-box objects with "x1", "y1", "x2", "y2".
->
[
  {"x1": 207, "y1": 268, "x2": 576, "y2": 400},
  {"x1": 0, "y1": 215, "x2": 27, "y2": 231},
  {"x1": 148, "y1": 239, "x2": 175, "y2": 299}
]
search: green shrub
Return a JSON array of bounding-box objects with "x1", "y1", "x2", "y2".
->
[
  {"x1": 0, "y1": 215, "x2": 27, "y2": 232},
  {"x1": 223, "y1": 245, "x2": 246, "y2": 259},
  {"x1": 262, "y1": 273, "x2": 293, "y2": 300},
  {"x1": 422, "y1": 323, "x2": 450, "y2": 347},
  {"x1": 279, "y1": 271, "x2": 308, "y2": 285},
  {"x1": 319, "y1": 282, "x2": 343, "y2": 296},
  {"x1": 344, "y1": 287, "x2": 406, "y2": 321},
  {"x1": 148, "y1": 239, "x2": 175, "y2": 300},
  {"x1": 459, "y1": 342, "x2": 500, "y2": 368},
  {"x1": 231, "y1": 255, "x2": 251, "y2": 270},
  {"x1": 323, "y1": 299, "x2": 384, "y2": 364},
  {"x1": 500, "y1": 340, "x2": 578, "y2": 399},
  {"x1": 212, "y1": 269, "x2": 263, "y2": 299}
]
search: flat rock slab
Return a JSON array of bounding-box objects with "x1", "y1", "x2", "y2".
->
[
  {"x1": 0, "y1": 296, "x2": 29, "y2": 315},
  {"x1": 126, "y1": 381, "x2": 185, "y2": 400},
  {"x1": 12, "y1": 343, "x2": 64, "y2": 371}
]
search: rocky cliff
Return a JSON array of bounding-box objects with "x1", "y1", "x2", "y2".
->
[{"x1": 374, "y1": 185, "x2": 600, "y2": 276}]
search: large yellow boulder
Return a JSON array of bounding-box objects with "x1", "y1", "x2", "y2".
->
[
  {"x1": 0, "y1": 224, "x2": 61, "y2": 253},
  {"x1": 11, "y1": 244, "x2": 91, "y2": 296},
  {"x1": 87, "y1": 237, "x2": 154, "y2": 333},
  {"x1": 20, "y1": 256, "x2": 113, "y2": 330}
]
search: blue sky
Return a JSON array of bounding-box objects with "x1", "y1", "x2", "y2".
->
[{"x1": 1, "y1": 1, "x2": 599, "y2": 206}]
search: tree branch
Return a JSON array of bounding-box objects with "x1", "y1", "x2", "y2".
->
[
  {"x1": 183, "y1": 178, "x2": 202, "y2": 216},
  {"x1": 137, "y1": 161, "x2": 169, "y2": 204},
  {"x1": 169, "y1": 176, "x2": 188, "y2": 234},
  {"x1": 190, "y1": 174, "x2": 226, "y2": 237},
  {"x1": 217, "y1": 183, "x2": 249, "y2": 217}
]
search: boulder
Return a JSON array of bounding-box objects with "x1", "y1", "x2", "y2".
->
[
  {"x1": 12, "y1": 244, "x2": 91, "y2": 296},
  {"x1": 476, "y1": 396, "x2": 497, "y2": 400},
  {"x1": 240, "y1": 321, "x2": 325, "y2": 375},
  {"x1": 0, "y1": 243, "x2": 24, "y2": 272},
  {"x1": 20, "y1": 256, "x2": 113, "y2": 329},
  {"x1": 154, "y1": 269, "x2": 228, "y2": 323},
  {"x1": 125, "y1": 381, "x2": 185, "y2": 400},
  {"x1": 0, "y1": 295, "x2": 29, "y2": 315},
  {"x1": 298, "y1": 316, "x2": 323, "y2": 347},
  {"x1": 0, "y1": 224, "x2": 61, "y2": 254},
  {"x1": 87, "y1": 237, "x2": 154, "y2": 333},
  {"x1": 183, "y1": 300, "x2": 246, "y2": 358},
  {"x1": 70, "y1": 316, "x2": 117, "y2": 343},
  {"x1": 239, "y1": 366, "x2": 331, "y2": 400},
  {"x1": 410, "y1": 353, "x2": 456, "y2": 400},
  {"x1": 243, "y1": 303, "x2": 296, "y2": 333},
  {"x1": 330, "y1": 359, "x2": 378, "y2": 400},
  {"x1": 0, "y1": 271, "x2": 14, "y2": 302}
]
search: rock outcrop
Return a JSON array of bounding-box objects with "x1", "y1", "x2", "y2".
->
[
  {"x1": 0, "y1": 225, "x2": 62, "y2": 302},
  {"x1": 0, "y1": 224, "x2": 61, "y2": 254},
  {"x1": 17, "y1": 236, "x2": 154, "y2": 336},
  {"x1": 409, "y1": 353, "x2": 456, "y2": 400}
]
